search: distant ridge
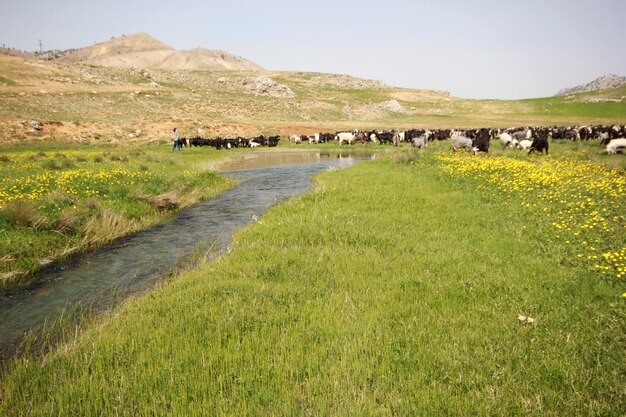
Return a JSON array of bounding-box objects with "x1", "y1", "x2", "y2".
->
[
  {"x1": 555, "y1": 74, "x2": 626, "y2": 96},
  {"x1": 58, "y1": 32, "x2": 263, "y2": 71}
]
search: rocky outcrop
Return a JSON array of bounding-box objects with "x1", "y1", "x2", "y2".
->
[
  {"x1": 311, "y1": 74, "x2": 387, "y2": 89},
  {"x1": 217, "y1": 75, "x2": 294, "y2": 97},
  {"x1": 378, "y1": 100, "x2": 407, "y2": 113},
  {"x1": 555, "y1": 74, "x2": 626, "y2": 96}
]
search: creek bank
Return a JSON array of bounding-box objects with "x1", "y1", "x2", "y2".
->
[{"x1": 0, "y1": 152, "x2": 369, "y2": 359}]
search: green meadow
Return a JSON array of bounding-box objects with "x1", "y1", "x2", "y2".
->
[{"x1": 1, "y1": 143, "x2": 624, "y2": 416}]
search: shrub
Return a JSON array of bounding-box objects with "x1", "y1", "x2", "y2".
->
[
  {"x1": 109, "y1": 154, "x2": 128, "y2": 162},
  {"x1": 85, "y1": 196, "x2": 99, "y2": 210},
  {"x1": 0, "y1": 200, "x2": 47, "y2": 229},
  {"x1": 81, "y1": 209, "x2": 138, "y2": 245},
  {"x1": 60, "y1": 158, "x2": 76, "y2": 169},
  {"x1": 147, "y1": 191, "x2": 181, "y2": 210},
  {"x1": 44, "y1": 190, "x2": 77, "y2": 207},
  {"x1": 29, "y1": 151, "x2": 48, "y2": 161},
  {"x1": 42, "y1": 159, "x2": 62, "y2": 170},
  {"x1": 53, "y1": 208, "x2": 80, "y2": 233},
  {"x1": 392, "y1": 150, "x2": 419, "y2": 165}
]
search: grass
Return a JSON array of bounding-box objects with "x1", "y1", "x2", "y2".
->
[
  {"x1": 1, "y1": 145, "x2": 623, "y2": 416},
  {"x1": 0, "y1": 145, "x2": 236, "y2": 286},
  {"x1": 521, "y1": 96, "x2": 626, "y2": 119},
  {"x1": 0, "y1": 76, "x2": 16, "y2": 86}
]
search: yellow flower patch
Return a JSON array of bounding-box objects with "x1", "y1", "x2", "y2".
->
[
  {"x1": 435, "y1": 153, "x2": 626, "y2": 279},
  {"x1": 0, "y1": 151, "x2": 158, "y2": 208}
]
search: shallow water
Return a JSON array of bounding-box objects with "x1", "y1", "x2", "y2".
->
[{"x1": 0, "y1": 152, "x2": 367, "y2": 358}]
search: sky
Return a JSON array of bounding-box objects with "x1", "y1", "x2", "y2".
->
[{"x1": 2, "y1": 0, "x2": 625, "y2": 99}]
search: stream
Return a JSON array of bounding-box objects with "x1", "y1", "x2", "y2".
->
[{"x1": 0, "y1": 151, "x2": 369, "y2": 359}]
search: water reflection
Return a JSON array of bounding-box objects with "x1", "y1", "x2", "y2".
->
[{"x1": 216, "y1": 151, "x2": 363, "y2": 172}]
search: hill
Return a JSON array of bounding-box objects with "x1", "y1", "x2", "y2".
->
[
  {"x1": 556, "y1": 74, "x2": 626, "y2": 96},
  {"x1": 0, "y1": 52, "x2": 624, "y2": 146},
  {"x1": 58, "y1": 32, "x2": 263, "y2": 71}
]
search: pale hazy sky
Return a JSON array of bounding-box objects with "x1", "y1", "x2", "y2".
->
[{"x1": 2, "y1": 0, "x2": 625, "y2": 99}]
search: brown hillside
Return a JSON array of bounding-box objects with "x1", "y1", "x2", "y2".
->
[
  {"x1": 61, "y1": 33, "x2": 174, "y2": 61},
  {"x1": 60, "y1": 32, "x2": 263, "y2": 71},
  {"x1": 159, "y1": 48, "x2": 263, "y2": 71}
]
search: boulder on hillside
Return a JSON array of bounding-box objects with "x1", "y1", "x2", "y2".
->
[
  {"x1": 218, "y1": 75, "x2": 295, "y2": 98},
  {"x1": 378, "y1": 100, "x2": 407, "y2": 113}
]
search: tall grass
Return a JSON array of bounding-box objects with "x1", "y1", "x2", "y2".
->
[
  {"x1": 0, "y1": 147, "x2": 235, "y2": 285},
  {"x1": 1, "y1": 153, "x2": 623, "y2": 416}
]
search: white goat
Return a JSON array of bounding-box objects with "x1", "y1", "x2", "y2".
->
[
  {"x1": 606, "y1": 138, "x2": 626, "y2": 154},
  {"x1": 411, "y1": 136, "x2": 427, "y2": 149},
  {"x1": 308, "y1": 133, "x2": 320, "y2": 144},
  {"x1": 452, "y1": 135, "x2": 473, "y2": 152},
  {"x1": 519, "y1": 139, "x2": 532, "y2": 151},
  {"x1": 499, "y1": 132, "x2": 516, "y2": 149},
  {"x1": 336, "y1": 131, "x2": 356, "y2": 145}
]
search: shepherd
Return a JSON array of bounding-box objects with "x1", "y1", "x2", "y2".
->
[{"x1": 172, "y1": 127, "x2": 180, "y2": 151}]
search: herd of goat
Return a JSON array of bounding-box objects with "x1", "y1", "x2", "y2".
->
[
  {"x1": 176, "y1": 124, "x2": 626, "y2": 155},
  {"x1": 176, "y1": 135, "x2": 281, "y2": 150}
]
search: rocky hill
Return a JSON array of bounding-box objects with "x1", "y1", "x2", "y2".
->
[
  {"x1": 57, "y1": 32, "x2": 263, "y2": 71},
  {"x1": 555, "y1": 74, "x2": 626, "y2": 96}
]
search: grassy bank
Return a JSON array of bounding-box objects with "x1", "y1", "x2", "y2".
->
[
  {"x1": 0, "y1": 145, "x2": 235, "y2": 287},
  {"x1": 1, "y1": 150, "x2": 624, "y2": 416}
]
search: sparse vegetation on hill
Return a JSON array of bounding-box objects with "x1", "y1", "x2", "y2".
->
[{"x1": 1, "y1": 50, "x2": 624, "y2": 146}]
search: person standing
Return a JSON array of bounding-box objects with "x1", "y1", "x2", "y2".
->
[{"x1": 172, "y1": 127, "x2": 180, "y2": 151}]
